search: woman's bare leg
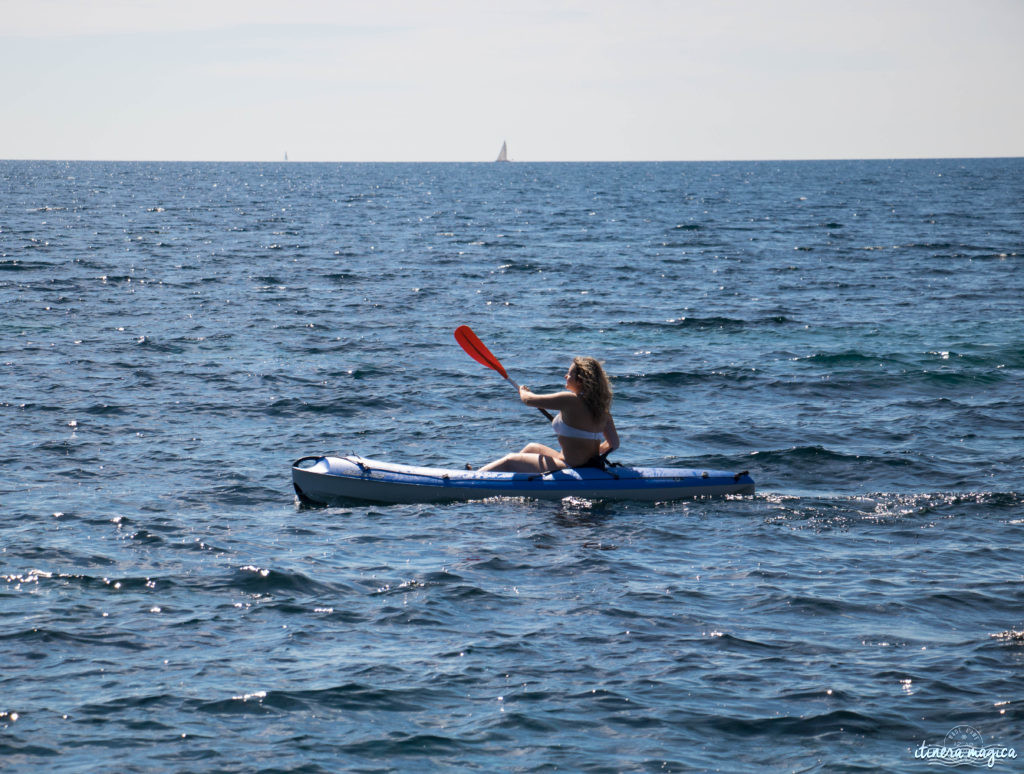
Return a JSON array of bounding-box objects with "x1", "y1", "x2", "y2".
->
[
  {"x1": 479, "y1": 447, "x2": 566, "y2": 472},
  {"x1": 520, "y1": 442, "x2": 562, "y2": 458}
]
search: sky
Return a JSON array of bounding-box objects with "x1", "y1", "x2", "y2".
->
[{"x1": 2, "y1": 0, "x2": 1022, "y2": 162}]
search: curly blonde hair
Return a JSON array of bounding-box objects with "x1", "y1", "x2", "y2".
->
[{"x1": 570, "y1": 356, "x2": 612, "y2": 419}]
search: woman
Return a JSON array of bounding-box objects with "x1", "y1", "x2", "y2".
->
[{"x1": 479, "y1": 356, "x2": 619, "y2": 473}]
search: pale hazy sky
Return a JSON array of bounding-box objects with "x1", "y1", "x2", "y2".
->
[{"x1": 2, "y1": 0, "x2": 1022, "y2": 161}]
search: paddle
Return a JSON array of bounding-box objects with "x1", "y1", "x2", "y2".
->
[{"x1": 454, "y1": 325, "x2": 554, "y2": 421}]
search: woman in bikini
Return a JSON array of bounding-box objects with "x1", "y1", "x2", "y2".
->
[{"x1": 479, "y1": 356, "x2": 619, "y2": 473}]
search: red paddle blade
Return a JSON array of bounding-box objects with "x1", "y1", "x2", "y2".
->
[{"x1": 454, "y1": 325, "x2": 508, "y2": 379}]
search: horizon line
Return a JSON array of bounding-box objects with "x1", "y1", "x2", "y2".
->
[{"x1": 2, "y1": 154, "x2": 1023, "y2": 164}]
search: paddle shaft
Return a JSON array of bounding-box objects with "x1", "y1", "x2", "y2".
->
[{"x1": 503, "y1": 376, "x2": 554, "y2": 422}]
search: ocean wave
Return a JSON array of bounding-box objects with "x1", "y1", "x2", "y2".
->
[
  {"x1": 0, "y1": 259, "x2": 51, "y2": 271},
  {"x1": 699, "y1": 708, "x2": 911, "y2": 738},
  {"x1": 616, "y1": 368, "x2": 768, "y2": 388},
  {"x1": 630, "y1": 315, "x2": 796, "y2": 332},
  {"x1": 748, "y1": 444, "x2": 863, "y2": 466},
  {"x1": 265, "y1": 397, "x2": 360, "y2": 417},
  {"x1": 220, "y1": 564, "x2": 358, "y2": 597},
  {"x1": 338, "y1": 732, "x2": 470, "y2": 758},
  {"x1": 797, "y1": 350, "x2": 900, "y2": 366},
  {"x1": 702, "y1": 631, "x2": 787, "y2": 653},
  {"x1": 856, "y1": 491, "x2": 1024, "y2": 519},
  {"x1": 201, "y1": 681, "x2": 448, "y2": 714},
  {"x1": 1, "y1": 627, "x2": 148, "y2": 651}
]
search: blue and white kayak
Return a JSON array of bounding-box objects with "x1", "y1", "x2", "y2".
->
[{"x1": 292, "y1": 455, "x2": 755, "y2": 505}]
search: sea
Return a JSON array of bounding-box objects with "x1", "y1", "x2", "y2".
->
[{"x1": 1, "y1": 158, "x2": 1022, "y2": 773}]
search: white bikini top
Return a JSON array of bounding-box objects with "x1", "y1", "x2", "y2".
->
[{"x1": 551, "y1": 412, "x2": 604, "y2": 441}]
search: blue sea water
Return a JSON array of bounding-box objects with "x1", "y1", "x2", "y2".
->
[{"x1": 1, "y1": 158, "x2": 1022, "y2": 772}]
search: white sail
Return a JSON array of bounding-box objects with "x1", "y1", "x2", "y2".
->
[{"x1": 495, "y1": 141, "x2": 509, "y2": 162}]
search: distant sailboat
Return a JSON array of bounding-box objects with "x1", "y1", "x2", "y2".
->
[
  {"x1": 495, "y1": 141, "x2": 509, "y2": 162},
  {"x1": 284, "y1": 151, "x2": 289, "y2": 162}
]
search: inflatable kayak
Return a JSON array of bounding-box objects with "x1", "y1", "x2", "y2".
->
[{"x1": 292, "y1": 455, "x2": 755, "y2": 505}]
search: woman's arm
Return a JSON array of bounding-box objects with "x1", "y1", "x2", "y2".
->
[
  {"x1": 600, "y1": 415, "x2": 620, "y2": 456},
  {"x1": 518, "y1": 386, "x2": 577, "y2": 411}
]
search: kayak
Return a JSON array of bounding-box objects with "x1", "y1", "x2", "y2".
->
[{"x1": 292, "y1": 455, "x2": 755, "y2": 505}]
